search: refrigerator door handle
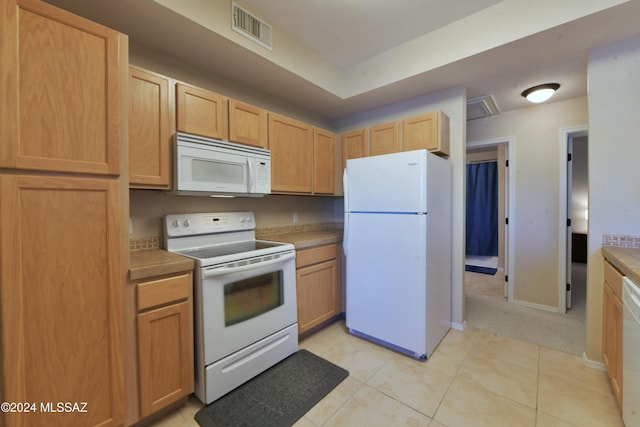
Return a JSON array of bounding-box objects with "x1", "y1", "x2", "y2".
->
[
  {"x1": 343, "y1": 168, "x2": 349, "y2": 213},
  {"x1": 343, "y1": 168, "x2": 349, "y2": 256},
  {"x1": 343, "y1": 213, "x2": 349, "y2": 256}
]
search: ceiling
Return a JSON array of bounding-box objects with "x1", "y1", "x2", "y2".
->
[
  {"x1": 43, "y1": 0, "x2": 640, "y2": 122},
  {"x1": 238, "y1": 0, "x2": 502, "y2": 69}
]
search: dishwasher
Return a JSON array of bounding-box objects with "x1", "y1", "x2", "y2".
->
[{"x1": 623, "y1": 276, "x2": 640, "y2": 427}]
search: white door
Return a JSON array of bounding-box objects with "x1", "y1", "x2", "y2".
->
[
  {"x1": 566, "y1": 139, "x2": 573, "y2": 309},
  {"x1": 345, "y1": 212, "x2": 427, "y2": 354},
  {"x1": 346, "y1": 150, "x2": 427, "y2": 213}
]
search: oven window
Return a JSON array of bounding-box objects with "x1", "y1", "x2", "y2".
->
[{"x1": 223, "y1": 271, "x2": 284, "y2": 326}]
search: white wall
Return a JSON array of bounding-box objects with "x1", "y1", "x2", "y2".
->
[
  {"x1": 585, "y1": 33, "x2": 640, "y2": 361},
  {"x1": 129, "y1": 192, "x2": 341, "y2": 240},
  {"x1": 467, "y1": 97, "x2": 588, "y2": 309},
  {"x1": 335, "y1": 86, "x2": 468, "y2": 328}
]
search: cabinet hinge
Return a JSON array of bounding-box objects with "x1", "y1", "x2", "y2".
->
[
  {"x1": 567, "y1": 283, "x2": 571, "y2": 291},
  {"x1": 568, "y1": 153, "x2": 572, "y2": 162},
  {"x1": 505, "y1": 160, "x2": 509, "y2": 167},
  {"x1": 567, "y1": 218, "x2": 572, "y2": 227},
  {"x1": 505, "y1": 275, "x2": 508, "y2": 282},
  {"x1": 505, "y1": 217, "x2": 509, "y2": 225}
]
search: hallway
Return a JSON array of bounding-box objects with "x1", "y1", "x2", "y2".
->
[{"x1": 464, "y1": 264, "x2": 586, "y2": 355}]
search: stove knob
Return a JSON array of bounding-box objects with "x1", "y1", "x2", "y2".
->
[
  {"x1": 172, "y1": 220, "x2": 180, "y2": 228},
  {"x1": 183, "y1": 219, "x2": 190, "y2": 227},
  {"x1": 245, "y1": 216, "x2": 252, "y2": 224}
]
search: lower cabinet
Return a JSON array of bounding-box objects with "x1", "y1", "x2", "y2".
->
[
  {"x1": 136, "y1": 272, "x2": 194, "y2": 419},
  {"x1": 602, "y1": 259, "x2": 623, "y2": 408},
  {"x1": 0, "y1": 174, "x2": 126, "y2": 427},
  {"x1": 296, "y1": 244, "x2": 342, "y2": 334}
]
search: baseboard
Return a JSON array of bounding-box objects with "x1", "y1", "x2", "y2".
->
[
  {"x1": 582, "y1": 352, "x2": 607, "y2": 371},
  {"x1": 513, "y1": 299, "x2": 558, "y2": 313},
  {"x1": 451, "y1": 320, "x2": 467, "y2": 331}
]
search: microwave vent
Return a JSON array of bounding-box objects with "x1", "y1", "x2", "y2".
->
[
  {"x1": 232, "y1": 2, "x2": 272, "y2": 50},
  {"x1": 467, "y1": 95, "x2": 500, "y2": 121}
]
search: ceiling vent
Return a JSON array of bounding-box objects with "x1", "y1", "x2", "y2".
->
[
  {"x1": 467, "y1": 95, "x2": 500, "y2": 121},
  {"x1": 232, "y1": 2, "x2": 273, "y2": 50}
]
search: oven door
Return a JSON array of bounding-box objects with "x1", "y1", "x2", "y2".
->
[{"x1": 198, "y1": 251, "x2": 297, "y2": 365}]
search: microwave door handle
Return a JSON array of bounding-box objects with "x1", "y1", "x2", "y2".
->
[
  {"x1": 202, "y1": 252, "x2": 295, "y2": 279},
  {"x1": 247, "y1": 158, "x2": 254, "y2": 192}
]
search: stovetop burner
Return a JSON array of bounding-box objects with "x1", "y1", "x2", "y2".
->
[
  {"x1": 164, "y1": 212, "x2": 295, "y2": 267},
  {"x1": 176, "y1": 240, "x2": 288, "y2": 260}
]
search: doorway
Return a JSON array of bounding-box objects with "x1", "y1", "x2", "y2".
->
[
  {"x1": 559, "y1": 127, "x2": 589, "y2": 315},
  {"x1": 466, "y1": 137, "x2": 515, "y2": 301}
]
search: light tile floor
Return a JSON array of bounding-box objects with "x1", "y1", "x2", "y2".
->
[{"x1": 150, "y1": 320, "x2": 623, "y2": 427}]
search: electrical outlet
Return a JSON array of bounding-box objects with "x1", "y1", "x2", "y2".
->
[{"x1": 293, "y1": 213, "x2": 299, "y2": 224}]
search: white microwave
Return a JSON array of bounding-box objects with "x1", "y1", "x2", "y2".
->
[{"x1": 174, "y1": 132, "x2": 271, "y2": 196}]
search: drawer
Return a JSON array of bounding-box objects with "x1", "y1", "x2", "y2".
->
[
  {"x1": 604, "y1": 260, "x2": 623, "y2": 300},
  {"x1": 296, "y1": 244, "x2": 338, "y2": 269},
  {"x1": 137, "y1": 273, "x2": 191, "y2": 311}
]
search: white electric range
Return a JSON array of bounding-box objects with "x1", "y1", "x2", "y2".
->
[{"x1": 164, "y1": 212, "x2": 298, "y2": 404}]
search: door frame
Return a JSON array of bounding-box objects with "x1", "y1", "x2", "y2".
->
[
  {"x1": 558, "y1": 126, "x2": 588, "y2": 313},
  {"x1": 466, "y1": 136, "x2": 516, "y2": 302}
]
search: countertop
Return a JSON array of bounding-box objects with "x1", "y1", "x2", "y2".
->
[
  {"x1": 129, "y1": 229, "x2": 342, "y2": 279},
  {"x1": 130, "y1": 249, "x2": 195, "y2": 281},
  {"x1": 264, "y1": 229, "x2": 343, "y2": 250},
  {"x1": 602, "y1": 246, "x2": 640, "y2": 285}
]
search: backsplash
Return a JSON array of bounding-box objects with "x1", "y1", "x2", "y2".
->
[
  {"x1": 256, "y1": 222, "x2": 342, "y2": 238},
  {"x1": 130, "y1": 236, "x2": 161, "y2": 251},
  {"x1": 602, "y1": 234, "x2": 640, "y2": 249},
  {"x1": 130, "y1": 222, "x2": 344, "y2": 252}
]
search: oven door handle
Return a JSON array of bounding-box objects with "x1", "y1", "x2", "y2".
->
[{"x1": 202, "y1": 251, "x2": 295, "y2": 278}]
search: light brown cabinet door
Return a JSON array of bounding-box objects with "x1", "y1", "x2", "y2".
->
[
  {"x1": 0, "y1": 174, "x2": 124, "y2": 427},
  {"x1": 268, "y1": 113, "x2": 313, "y2": 193},
  {"x1": 369, "y1": 121, "x2": 399, "y2": 156},
  {"x1": 0, "y1": 0, "x2": 125, "y2": 175},
  {"x1": 176, "y1": 82, "x2": 228, "y2": 140},
  {"x1": 602, "y1": 281, "x2": 623, "y2": 408},
  {"x1": 342, "y1": 128, "x2": 367, "y2": 168},
  {"x1": 229, "y1": 99, "x2": 267, "y2": 148},
  {"x1": 313, "y1": 128, "x2": 335, "y2": 194},
  {"x1": 129, "y1": 66, "x2": 172, "y2": 188},
  {"x1": 137, "y1": 301, "x2": 193, "y2": 418},
  {"x1": 402, "y1": 111, "x2": 450, "y2": 156},
  {"x1": 296, "y1": 259, "x2": 340, "y2": 334},
  {"x1": 295, "y1": 244, "x2": 341, "y2": 335}
]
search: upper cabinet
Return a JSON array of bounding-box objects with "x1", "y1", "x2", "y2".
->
[
  {"x1": 313, "y1": 128, "x2": 335, "y2": 194},
  {"x1": 340, "y1": 110, "x2": 450, "y2": 168},
  {"x1": 228, "y1": 99, "x2": 267, "y2": 148},
  {"x1": 267, "y1": 113, "x2": 337, "y2": 195},
  {"x1": 369, "y1": 121, "x2": 399, "y2": 156},
  {"x1": 176, "y1": 82, "x2": 228, "y2": 140},
  {"x1": 129, "y1": 66, "x2": 172, "y2": 188},
  {"x1": 0, "y1": 0, "x2": 126, "y2": 175},
  {"x1": 402, "y1": 110, "x2": 450, "y2": 156},
  {"x1": 342, "y1": 128, "x2": 368, "y2": 166},
  {"x1": 268, "y1": 113, "x2": 314, "y2": 193}
]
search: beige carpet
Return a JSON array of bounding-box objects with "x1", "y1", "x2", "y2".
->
[{"x1": 464, "y1": 264, "x2": 586, "y2": 355}]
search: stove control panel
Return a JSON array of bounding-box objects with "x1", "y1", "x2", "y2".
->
[{"x1": 164, "y1": 212, "x2": 255, "y2": 237}]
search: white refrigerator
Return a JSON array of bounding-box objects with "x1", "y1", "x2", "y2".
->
[{"x1": 343, "y1": 149, "x2": 452, "y2": 359}]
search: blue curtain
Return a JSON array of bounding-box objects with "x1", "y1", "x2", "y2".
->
[{"x1": 466, "y1": 161, "x2": 498, "y2": 256}]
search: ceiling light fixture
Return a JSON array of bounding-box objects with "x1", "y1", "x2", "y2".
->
[{"x1": 521, "y1": 83, "x2": 560, "y2": 103}]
